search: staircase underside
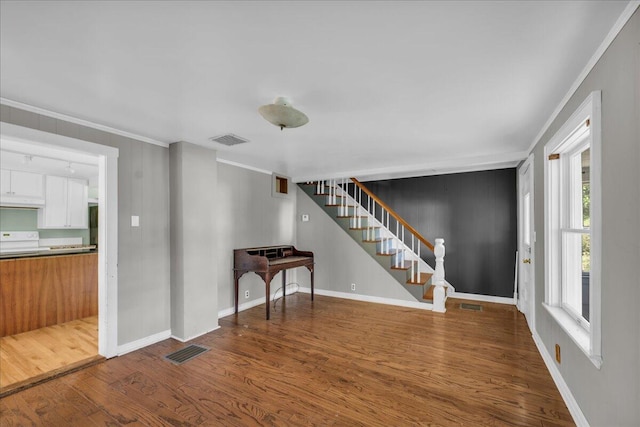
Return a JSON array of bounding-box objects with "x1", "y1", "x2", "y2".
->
[{"x1": 299, "y1": 183, "x2": 436, "y2": 304}]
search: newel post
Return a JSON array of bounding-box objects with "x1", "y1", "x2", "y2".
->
[{"x1": 433, "y1": 238, "x2": 446, "y2": 313}]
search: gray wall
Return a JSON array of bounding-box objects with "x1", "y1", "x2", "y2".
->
[
  {"x1": 0, "y1": 104, "x2": 171, "y2": 346},
  {"x1": 364, "y1": 169, "x2": 517, "y2": 297},
  {"x1": 296, "y1": 186, "x2": 416, "y2": 302},
  {"x1": 527, "y1": 10, "x2": 639, "y2": 426},
  {"x1": 170, "y1": 142, "x2": 218, "y2": 340},
  {"x1": 217, "y1": 163, "x2": 296, "y2": 311}
]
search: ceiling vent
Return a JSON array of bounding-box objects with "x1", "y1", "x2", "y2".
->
[{"x1": 209, "y1": 134, "x2": 250, "y2": 146}]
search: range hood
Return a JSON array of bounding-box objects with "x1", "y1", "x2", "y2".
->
[{"x1": 0, "y1": 196, "x2": 44, "y2": 208}]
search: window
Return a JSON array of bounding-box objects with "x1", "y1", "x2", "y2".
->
[
  {"x1": 271, "y1": 173, "x2": 292, "y2": 199},
  {"x1": 544, "y1": 91, "x2": 602, "y2": 368}
]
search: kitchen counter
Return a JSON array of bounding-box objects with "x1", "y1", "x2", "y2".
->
[{"x1": 0, "y1": 246, "x2": 97, "y2": 259}]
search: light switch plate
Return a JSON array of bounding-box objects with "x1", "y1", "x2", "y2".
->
[{"x1": 131, "y1": 215, "x2": 140, "y2": 227}]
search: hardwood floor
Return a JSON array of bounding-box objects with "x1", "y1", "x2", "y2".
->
[
  {"x1": 0, "y1": 316, "x2": 101, "y2": 396},
  {"x1": 0, "y1": 295, "x2": 574, "y2": 426}
]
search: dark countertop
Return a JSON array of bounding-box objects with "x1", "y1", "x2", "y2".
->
[{"x1": 0, "y1": 247, "x2": 97, "y2": 260}]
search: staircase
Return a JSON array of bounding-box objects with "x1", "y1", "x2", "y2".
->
[{"x1": 299, "y1": 178, "x2": 453, "y2": 312}]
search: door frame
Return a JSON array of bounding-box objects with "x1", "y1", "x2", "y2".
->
[
  {"x1": 0, "y1": 122, "x2": 119, "y2": 358},
  {"x1": 517, "y1": 153, "x2": 535, "y2": 332}
]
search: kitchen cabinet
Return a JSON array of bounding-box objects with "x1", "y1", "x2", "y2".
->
[
  {"x1": 0, "y1": 169, "x2": 45, "y2": 206},
  {"x1": 38, "y1": 175, "x2": 88, "y2": 229}
]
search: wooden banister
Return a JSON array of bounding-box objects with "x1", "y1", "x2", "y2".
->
[{"x1": 350, "y1": 178, "x2": 434, "y2": 252}]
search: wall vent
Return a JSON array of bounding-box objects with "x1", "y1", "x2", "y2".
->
[{"x1": 209, "y1": 134, "x2": 250, "y2": 146}]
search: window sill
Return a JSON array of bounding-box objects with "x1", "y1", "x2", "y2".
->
[{"x1": 542, "y1": 303, "x2": 602, "y2": 369}]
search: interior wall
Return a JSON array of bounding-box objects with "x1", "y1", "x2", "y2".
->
[
  {"x1": 170, "y1": 141, "x2": 218, "y2": 340},
  {"x1": 217, "y1": 163, "x2": 296, "y2": 312},
  {"x1": 296, "y1": 186, "x2": 416, "y2": 302},
  {"x1": 527, "y1": 9, "x2": 639, "y2": 426},
  {"x1": 363, "y1": 169, "x2": 517, "y2": 297},
  {"x1": 0, "y1": 104, "x2": 171, "y2": 347}
]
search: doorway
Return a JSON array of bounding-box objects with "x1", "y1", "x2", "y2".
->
[
  {"x1": 0, "y1": 123, "x2": 118, "y2": 392},
  {"x1": 518, "y1": 154, "x2": 535, "y2": 332}
]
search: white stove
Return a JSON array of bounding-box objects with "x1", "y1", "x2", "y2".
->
[{"x1": 0, "y1": 231, "x2": 50, "y2": 254}]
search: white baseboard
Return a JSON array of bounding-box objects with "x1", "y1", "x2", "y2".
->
[
  {"x1": 218, "y1": 284, "x2": 301, "y2": 318},
  {"x1": 171, "y1": 325, "x2": 221, "y2": 343},
  {"x1": 117, "y1": 329, "x2": 171, "y2": 356},
  {"x1": 298, "y1": 287, "x2": 433, "y2": 311},
  {"x1": 449, "y1": 291, "x2": 515, "y2": 305},
  {"x1": 532, "y1": 332, "x2": 589, "y2": 427}
]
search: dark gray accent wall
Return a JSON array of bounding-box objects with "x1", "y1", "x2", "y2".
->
[{"x1": 364, "y1": 168, "x2": 517, "y2": 297}]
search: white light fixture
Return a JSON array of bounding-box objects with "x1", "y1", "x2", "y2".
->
[
  {"x1": 258, "y1": 96, "x2": 309, "y2": 130},
  {"x1": 65, "y1": 162, "x2": 75, "y2": 174},
  {"x1": 22, "y1": 155, "x2": 32, "y2": 164}
]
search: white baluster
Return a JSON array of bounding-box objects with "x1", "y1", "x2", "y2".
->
[{"x1": 433, "y1": 238, "x2": 446, "y2": 313}]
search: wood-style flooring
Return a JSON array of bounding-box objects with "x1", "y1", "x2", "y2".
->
[
  {"x1": 0, "y1": 295, "x2": 574, "y2": 426},
  {"x1": 0, "y1": 316, "x2": 101, "y2": 396}
]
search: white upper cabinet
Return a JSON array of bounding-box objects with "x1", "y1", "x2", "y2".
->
[
  {"x1": 0, "y1": 169, "x2": 45, "y2": 206},
  {"x1": 38, "y1": 175, "x2": 88, "y2": 229}
]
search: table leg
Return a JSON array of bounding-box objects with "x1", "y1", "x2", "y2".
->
[
  {"x1": 234, "y1": 272, "x2": 240, "y2": 314},
  {"x1": 311, "y1": 269, "x2": 314, "y2": 301},
  {"x1": 265, "y1": 275, "x2": 271, "y2": 320},
  {"x1": 282, "y1": 269, "x2": 287, "y2": 298}
]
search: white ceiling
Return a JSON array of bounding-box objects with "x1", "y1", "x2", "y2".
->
[{"x1": 0, "y1": 1, "x2": 631, "y2": 182}]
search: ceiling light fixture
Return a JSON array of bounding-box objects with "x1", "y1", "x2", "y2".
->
[
  {"x1": 258, "y1": 96, "x2": 309, "y2": 130},
  {"x1": 22, "y1": 155, "x2": 33, "y2": 164},
  {"x1": 65, "y1": 162, "x2": 75, "y2": 174}
]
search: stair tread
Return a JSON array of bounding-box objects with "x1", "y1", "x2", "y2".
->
[
  {"x1": 376, "y1": 249, "x2": 401, "y2": 256},
  {"x1": 390, "y1": 261, "x2": 417, "y2": 270}
]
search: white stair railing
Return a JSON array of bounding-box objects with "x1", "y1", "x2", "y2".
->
[{"x1": 311, "y1": 178, "x2": 449, "y2": 310}]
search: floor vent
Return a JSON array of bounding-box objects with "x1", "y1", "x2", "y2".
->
[
  {"x1": 460, "y1": 303, "x2": 483, "y2": 311},
  {"x1": 164, "y1": 344, "x2": 210, "y2": 365},
  {"x1": 209, "y1": 133, "x2": 250, "y2": 146}
]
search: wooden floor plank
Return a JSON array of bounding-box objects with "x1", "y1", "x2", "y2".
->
[
  {"x1": 0, "y1": 316, "x2": 99, "y2": 395},
  {"x1": 0, "y1": 294, "x2": 573, "y2": 426}
]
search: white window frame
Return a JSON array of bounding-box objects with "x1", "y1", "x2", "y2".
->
[{"x1": 543, "y1": 91, "x2": 602, "y2": 369}]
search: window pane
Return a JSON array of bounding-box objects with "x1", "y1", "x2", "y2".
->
[
  {"x1": 582, "y1": 234, "x2": 590, "y2": 321},
  {"x1": 562, "y1": 231, "x2": 583, "y2": 316},
  {"x1": 582, "y1": 148, "x2": 590, "y2": 228}
]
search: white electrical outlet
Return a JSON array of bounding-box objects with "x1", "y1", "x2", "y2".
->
[
  {"x1": 351, "y1": 283, "x2": 356, "y2": 291},
  {"x1": 245, "y1": 290, "x2": 250, "y2": 299}
]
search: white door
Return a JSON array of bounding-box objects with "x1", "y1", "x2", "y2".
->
[{"x1": 518, "y1": 156, "x2": 535, "y2": 331}]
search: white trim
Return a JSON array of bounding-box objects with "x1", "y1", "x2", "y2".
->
[
  {"x1": 218, "y1": 284, "x2": 302, "y2": 318},
  {"x1": 216, "y1": 157, "x2": 272, "y2": 175},
  {"x1": 517, "y1": 153, "x2": 536, "y2": 332},
  {"x1": 544, "y1": 91, "x2": 602, "y2": 368},
  {"x1": 117, "y1": 329, "x2": 171, "y2": 356},
  {"x1": 171, "y1": 326, "x2": 221, "y2": 343},
  {"x1": 527, "y1": 1, "x2": 639, "y2": 154},
  {"x1": 532, "y1": 332, "x2": 590, "y2": 427},
  {"x1": 297, "y1": 287, "x2": 433, "y2": 311},
  {"x1": 218, "y1": 297, "x2": 268, "y2": 318},
  {"x1": 293, "y1": 152, "x2": 525, "y2": 183},
  {"x1": 0, "y1": 122, "x2": 119, "y2": 358},
  {"x1": 1, "y1": 97, "x2": 169, "y2": 148},
  {"x1": 449, "y1": 292, "x2": 515, "y2": 305}
]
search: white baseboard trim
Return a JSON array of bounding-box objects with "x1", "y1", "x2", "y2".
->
[
  {"x1": 532, "y1": 332, "x2": 589, "y2": 427},
  {"x1": 117, "y1": 329, "x2": 172, "y2": 356},
  {"x1": 449, "y1": 292, "x2": 515, "y2": 305},
  {"x1": 298, "y1": 287, "x2": 433, "y2": 311},
  {"x1": 218, "y1": 284, "x2": 302, "y2": 318},
  {"x1": 171, "y1": 325, "x2": 221, "y2": 343}
]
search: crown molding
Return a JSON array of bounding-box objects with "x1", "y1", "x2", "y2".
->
[
  {"x1": 526, "y1": 1, "x2": 639, "y2": 154},
  {"x1": 1, "y1": 97, "x2": 169, "y2": 148}
]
